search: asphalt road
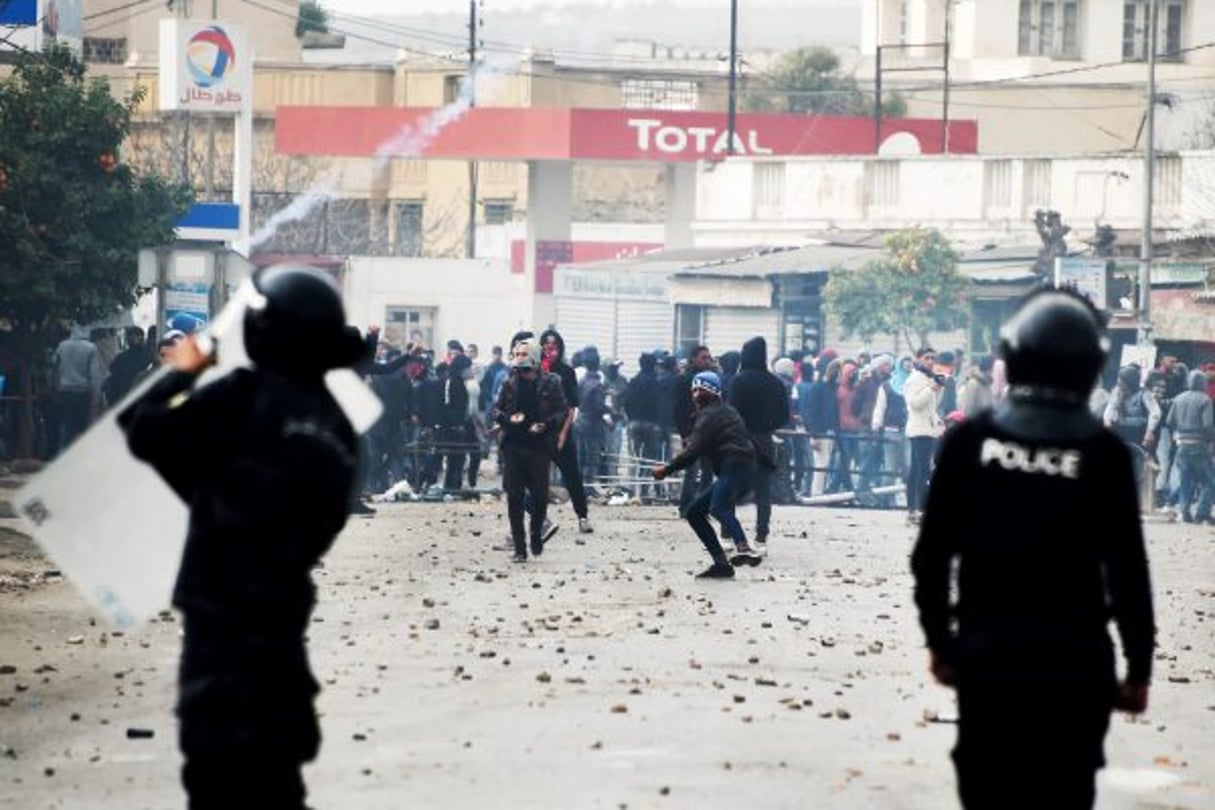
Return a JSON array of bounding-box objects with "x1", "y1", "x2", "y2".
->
[{"x1": 0, "y1": 498, "x2": 1211, "y2": 809}]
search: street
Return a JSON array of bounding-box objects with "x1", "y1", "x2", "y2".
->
[{"x1": 0, "y1": 497, "x2": 1211, "y2": 809}]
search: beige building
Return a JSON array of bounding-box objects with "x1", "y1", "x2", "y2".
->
[
  {"x1": 861, "y1": 0, "x2": 1215, "y2": 154},
  {"x1": 73, "y1": 0, "x2": 740, "y2": 259}
]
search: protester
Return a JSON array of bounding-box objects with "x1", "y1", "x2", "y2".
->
[
  {"x1": 652, "y1": 371, "x2": 762, "y2": 578},
  {"x1": 727, "y1": 337, "x2": 789, "y2": 547},
  {"x1": 493, "y1": 337, "x2": 567, "y2": 562}
]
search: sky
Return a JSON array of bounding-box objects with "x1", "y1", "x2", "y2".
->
[{"x1": 322, "y1": 0, "x2": 857, "y2": 15}]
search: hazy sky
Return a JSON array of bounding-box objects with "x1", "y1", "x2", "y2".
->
[{"x1": 322, "y1": 0, "x2": 856, "y2": 16}]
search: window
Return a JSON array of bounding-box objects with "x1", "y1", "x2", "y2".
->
[
  {"x1": 1018, "y1": 0, "x2": 1080, "y2": 59},
  {"x1": 675, "y1": 305, "x2": 704, "y2": 359},
  {"x1": 383, "y1": 306, "x2": 437, "y2": 353},
  {"x1": 984, "y1": 160, "x2": 1013, "y2": 210},
  {"x1": 394, "y1": 201, "x2": 424, "y2": 257},
  {"x1": 620, "y1": 79, "x2": 699, "y2": 111},
  {"x1": 1022, "y1": 159, "x2": 1053, "y2": 212},
  {"x1": 864, "y1": 161, "x2": 900, "y2": 209},
  {"x1": 83, "y1": 37, "x2": 127, "y2": 64},
  {"x1": 1155, "y1": 156, "x2": 1182, "y2": 207},
  {"x1": 753, "y1": 162, "x2": 786, "y2": 219},
  {"x1": 443, "y1": 75, "x2": 465, "y2": 104},
  {"x1": 483, "y1": 199, "x2": 514, "y2": 225},
  {"x1": 1123, "y1": 1, "x2": 1185, "y2": 62}
]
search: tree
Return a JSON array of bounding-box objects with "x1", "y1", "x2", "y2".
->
[
  {"x1": 825, "y1": 228, "x2": 969, "y2": 351},
  {"x1": 744, "y1": 45, "x2": 907, "y2": 117},
  {"x1": 296, "y1": 0, "x2": 330, "y2": 38},
  {"x1": 0, "y1": 45, "x2": 192, "y2": 456}
]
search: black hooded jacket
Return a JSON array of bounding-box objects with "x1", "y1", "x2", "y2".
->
[
  {"x1": 727, "y1": 337, "x2": 791, "y2": 435},
  {"x1": 539, "y1": 328, "x2": 579, "y2": 410}
]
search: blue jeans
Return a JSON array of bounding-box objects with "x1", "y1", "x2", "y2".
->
[
  {"x1": 1175, "y1": 443, "x2": 1214, "y2": 521},
  {"x1": 686, "y1": 462, "x2": 754, "y2": 563}
]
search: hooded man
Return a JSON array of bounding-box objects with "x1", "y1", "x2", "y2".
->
[
  {"x1": 653, "y1": 371, "x2": 762, "y2": 578},
  {"x1": 726, "y1": 337, "x2": 789, "y2": 547},
  {"x1": 538, "y1": 328, "x2": 593, "y2": 533},
  {"x1": 1165, "y1": 369, "x2": 1214, "y2": 524},
  {"x1": 625, "y1": 352, "x2": 663, "y2": 499}
]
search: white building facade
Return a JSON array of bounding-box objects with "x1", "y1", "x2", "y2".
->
[
  {"x1": 861, "y1": 1, "x2": 1215, "y2": 153},
  {"x1": 692, "y1": 151, "x2": 1215, "y2": 249}
]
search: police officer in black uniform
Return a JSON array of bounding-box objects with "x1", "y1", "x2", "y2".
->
[
  {"x1": 119, "y1": 265, "x2": 367, "y2": 810},
  {"x1": 911, "y1": 287, "x2": 1155, "y2": 810}
]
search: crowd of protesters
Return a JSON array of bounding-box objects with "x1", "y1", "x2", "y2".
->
[
  {"x1": 12, "y1": 310, "x2": 1211, "y2": 529},
  {"x1": 350, "y1": 326, "x2": 1214, "y2": 527}
]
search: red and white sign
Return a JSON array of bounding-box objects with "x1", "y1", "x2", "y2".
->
[
  {"x1": 510, "y1": 240, "x2": 664, "y2": 293},
  {"x1": 276, "y1": 107, "x2": 976, "y2": 161}
]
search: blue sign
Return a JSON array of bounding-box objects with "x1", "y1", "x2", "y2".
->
[
  {"x1": 177, "y1": 202, "x2": 240, "y2": 230},
  {"x1": 0, "y1": 0, "x2": 38, "y2": 26}
]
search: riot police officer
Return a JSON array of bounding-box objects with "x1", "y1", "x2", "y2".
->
[
  {"x1": 120, "y1": 265, "x2": 367, "y2": 810},
  {"x1": 911, "y1": 287, "x2": 1155, "y2": 809}
]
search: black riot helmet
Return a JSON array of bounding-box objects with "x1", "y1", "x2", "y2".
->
[
  {"x1": 243, "y1": 264, "x2": 366, "y2": 376},
  {"x1": 999, "y1": 286, "x2": 1109, "y2": 399}
]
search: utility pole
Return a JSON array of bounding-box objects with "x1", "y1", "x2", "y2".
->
[
  {"x1": 174, "y1": 0, "x2": 192, "y2": 188},
  {"x1": 727, "y1": 0, "x2": 738, "y2": 154},
  {"x1": 205, "y1": 0, "x2": 217, "y2": 199},
  {"x1": 466, "y1": 0, "x2": 479, "y2": 259},
  {"x1": 942, "y1": 0, "x2": 951, "y2": 154},
  {"x1": 1139, "y1": 0, "x2": 1158, "y2": 344}
]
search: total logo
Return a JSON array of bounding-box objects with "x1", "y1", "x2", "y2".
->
[
  {"x1": 186, "y1": 26, "x2": 236, "y2": 88},
  {"x1": 627, "y1": 117, "x2": 773, "y2": 156}
]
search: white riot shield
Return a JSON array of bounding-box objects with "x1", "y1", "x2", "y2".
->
[{"x1": 13, "y1": 280, "x2": 382, "y2": 627}]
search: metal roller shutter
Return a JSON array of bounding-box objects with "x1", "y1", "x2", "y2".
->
[
  {"x1": 703, "y1": 307, "x2": 781, "y2": 362},
  {"x1": 615, "y1": 301, "x2": 675, "y2": 377},
  {"x1": 555, "y1": 296, "x2": 615, "y2": 357}
]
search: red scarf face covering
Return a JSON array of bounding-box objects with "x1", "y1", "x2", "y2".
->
[{"x1": 542, "y1": 345, "x2": 559, "y2": 373}]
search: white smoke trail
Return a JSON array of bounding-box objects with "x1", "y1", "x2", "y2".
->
[{"x1": 249, "y1": 68, "x2": 487, "y2": 251}]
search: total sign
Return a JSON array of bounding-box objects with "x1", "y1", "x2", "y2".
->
[
  {"x1": 566, "y1": 109, "x2": 969, "y2": 160},
  {"x1": 159, "y1": 20, "x2": 251, "y2": 113}
]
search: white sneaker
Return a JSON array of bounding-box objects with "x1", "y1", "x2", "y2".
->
[{"x1": 578, "y1": 517, "x2": 594, "y2": 534}]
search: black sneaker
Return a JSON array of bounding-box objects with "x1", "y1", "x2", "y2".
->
[
  {"x1": 530, "y1": 537, "x2": 545, "y2": 557},
  {"x1": 729, "y1": 544, "x2": 763, "y2": 567},
  {"x1": 512, "y1": 551, "x2": 528, "y2": 564},
  {"x1": 541, "y1": 519, "x2": 560, "y2": 543},
  {"x1": 754, "y1": 533, "x2": 768, "y2": 546},
  {"x1": 350, "y1": 501, "x2": 376, "y2": 516},
  {"x1": 695, "y1": 562, "x2": 736, "y2": 579}
]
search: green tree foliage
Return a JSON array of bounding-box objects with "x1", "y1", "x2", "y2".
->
[
  {"x1": 744, "y1": 45, "x2": 907, "y2": 117},
  {"x1": 825, "y1": 228, "x2": 969, "y2": 351},
  {"x1": 297, "y1": 0, "x2": 330, "y2": 37},
  {"x1": 0, "y1": 45, "x2": 191, "y2": 454}
]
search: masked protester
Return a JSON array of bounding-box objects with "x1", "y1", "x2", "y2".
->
[
  {"x1": 911, "y1": 287, "x2": 1155, "y2": 810},
  {"x1": 652, "y1": 371, "x2": 763, "y2": 578},
  {"x1": 538, "y1": 328, "x2": 594, "y2": 534},
  {"x1": 493, "y1": 338, "x2": 567, "y2": 562},
  {"x1": 118, "y1": 265, "x2": 368, "y2": 810}
]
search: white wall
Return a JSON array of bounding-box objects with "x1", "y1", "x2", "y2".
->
[
  {"x1": 343, "y1": 257, "x2": 533, "y2": 355},
  {"x1": 692, "y1": 151, "x2": 1215, "y2": 248}
]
